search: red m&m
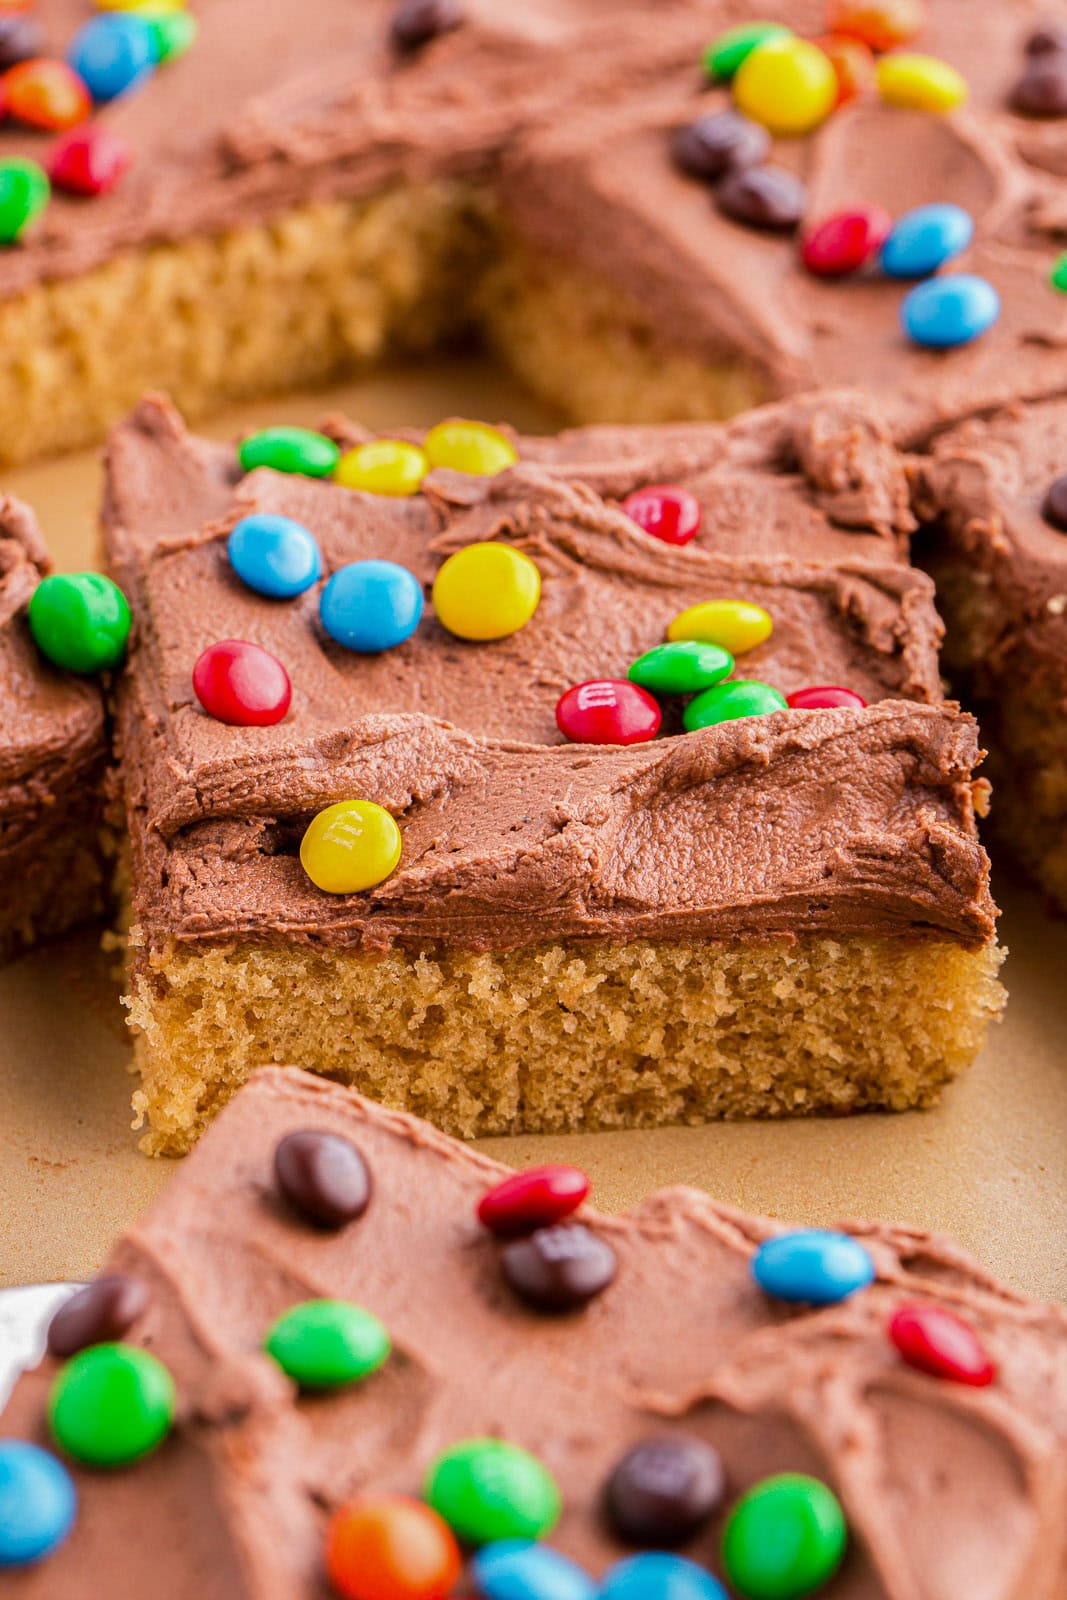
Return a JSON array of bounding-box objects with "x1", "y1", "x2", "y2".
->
[
  {"x1": 801, "y1": 206, "x2": 892, "y2": 278},
  {"x1": 786, "y1": 685, "x2": 867, "y2": 710},
  {"x1": 49, "y1": 126, "x2": 132, "y2": 196},
  {"x1": 477, "y1": 1165, "x2": 591, "y2": 1238},
  {"x1": 889, "y1": 1303, "x2": 996, "y2": 1387},
  {"x1": 556, "y1": 680, "x2": 661, "y2": 746},
  {"x1": 621, "y1": 486, "x2": 702, "y2": 546},
  {"x1": 192, "y1": 639, "x2": 292, "y2": 726}
]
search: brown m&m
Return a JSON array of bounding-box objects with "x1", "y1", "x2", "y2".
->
[
  {"x1": 501, "y1": 1224, "x2": 617, "y2": 1312},
  {"x1": 716, "y1": 165, "x2": 806, "y2": 232},
  {"x1": 390, "y1": 0, "x2": 463, "y2": 52},
  {"x1": 605, "y1": 1436, "x2": 726, "y2": 1547},
  {"x1": 1043, "y1": 475, "x2": 1067, "y2": 532},
  {"x1": 0, "y1": 12, "x2": 44, "y2": 71},
  {"x1": 274, "y1": 1129, "x2": 372, "y2": 1229},
  {"x1": 670, "y1": 111, "x2": 770, "y2": 183},
  {"x1": 46, "y1": 1274, "x2": 151, "y2": 1359}
]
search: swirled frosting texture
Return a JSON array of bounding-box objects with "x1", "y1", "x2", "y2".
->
[
  {"x1": 104, "y1": 392, "x2": 995, "y2": 953},
  {"x1": 3, "y1": 1067, "x2": 1067, "y2": 1599}
]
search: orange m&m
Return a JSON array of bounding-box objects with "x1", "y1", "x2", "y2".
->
[
  {"x1": 5, "y1": 59, "x2": 91, "y2": 129},
  {"x1": 813, "y1": 33, "x2": 876, "y2": 103},
  {"x1": 824, "y1": 0, "x2": 926, "y2": 53},
  {"x1": 326, "y1": 1495, "x2": 461, "y2": 1600}
]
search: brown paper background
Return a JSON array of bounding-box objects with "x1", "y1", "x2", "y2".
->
[{"x1": 1, "y1": 359, "x2": 1064, "y2": 1302}]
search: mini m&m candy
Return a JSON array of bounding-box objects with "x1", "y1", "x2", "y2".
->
[
  {"x1": 0, "y1": 157, "x2": 49, "y2": 243},
  {"x1": 478, "y1": 1165, "x2": 590, "y2": 1238},
  {"x1": 320, "y1": 560, "x2": 424, "y2": 653},
  {"x1": 683, "y1": 680, "x2": 787, "y2": 730},
  {"x1": 824, "y1": 0, "x2": 926, "y2": 52},
  {"x1": 876, "y1": 51, "x2": 968, "y2": 113},
  {"x1": 144, "y1": 8, "x2": 197, "y2": 64},
  {"x1": 900, "y1": 273, "x2": 1000, "y2": 349},
  {"x1": 801, "y1": 205, "x2": 891, "y2": 277},
  {"x1": 48, "y1": 1275, "x2": 151, "y2": 1359},
  {"x1": 1052, "y1": 251, "x2": 1067, "y2": 295},
  {"x1": 733, "y1": 36, "x2": 838, "y2": 136},
  {"x1": 604, "y1": 1436, "x2": 726, "y2": 1547},
  {"x1": 5, "y1": 59, "x2": 90, "y2": 129},
  {"x1": 1043, "y1": 474, "x2": 1067, "y2": 531},
  {"x1": 555, "y1": 680, "x2": 661, "y2": 745},
  {"x1": 425, "y1": 1438, "x2": 561, "y2": 1546},
  {"x1": 49, "y1": 1343, "x2": 175, "y2": 1467},
  {"x1": 334, "y1": 439, "x2": 429, "y2": 497},
  {"x1": 473, "y1": 1541, "x2": 596, "y2": 1600},
  {"x1": 48, "y1": 127, "x2": 133, "y2": 196},
  {"x1": 0, "y1": 1442, "x2": 76, "y2": 1568},
  {"x1": 667, "y1": 599, "x2": 772, "y2": 655},
  {"x1": 265, "y1": 1300, "x2": 390, "y2": 1390},
  {"x1": 717, "y1": 165, "x2": 807, "y2": 232},
  {"x1": 812, "y1": 34, "x2": 875, "y2": 105},
  {"x1": 227, "y1": 513, "x2": 322, "y2": 599},
  {"x1": 423, "y1": 419, "x2": 517, "y2": 477},
  {"x1": 67, "y1": 14, "x2": 155, "y2": 101},
  {"x1": 327, "y1": 1494, "x2": 461, "y2": 1600},
  {"x1": 0, "y1": 13, "x2": 44, "y2": 72},
  {"x1": 628, "y1": 640, "x2": 733, "y2": 695},
  {"x1": 29, "y1": 572, "x2": 130, "y2": 673},
  {"x1": 193, "y1": 639, "x2": 292, "y2": 726},
  {"x1": 880, "y1": 203, "x2": 973, "y2": 279},
  {"x1": 621, "y1": 485, "x2": 702, "y2": 544},
  {"x1": 888, "y1": 1303, "x2": 996, "y2": 1386},
  {"x1": 751, "y1": 1229, "x2": 875, "y2": 1305},
  {"x1": 721, "y1": 1475, "x2": 847, "y2": 1600},
  {"x1": 670, "y1": 112, "x2": 770, "y2": 184},
  {"x1": 391, "y1": 0, "x2": 465, "y2": 55},
  {"x1": 432, "y1": 542, "x2": 541, "y2": 641},
  {"x1": 599, "y1": 1553, "x2": 727, "y2": 1600},
  {"x1": 238, "y1": 426, "x2": 340, "y2": 478},
  {"x1": 300, "y1": 800, "x2": 402, "y2": 895},
  {"x1": 786, "y1": 685, "x2": 867, "y2": 710},
  {"x1": 274, "y1": 1129, "x2": 372, "y2": 1230},
  {"x1": 501, "y1": 1224, "x2": 617, "y2": 1313},
  {"x1": 702, "y1": 20, "x2": 791, "y2": 81}
]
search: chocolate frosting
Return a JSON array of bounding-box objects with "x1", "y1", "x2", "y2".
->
[
  {"x1": 104, "y1": 393, "x2": 995, "y2": 953},
  {"x1": 3, "y1": 1066, "x2": 1067, "y2": 1598},
  {"x1": 3, "y1": 3, "x2": 1067, "y2": 445}
]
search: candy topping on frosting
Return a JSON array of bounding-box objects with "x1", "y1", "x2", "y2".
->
[
  {"x1": 0, "y1": 14, "x2": 44, "y2": 73},
  {"x1": 390, "y1": 0, "x2": 464, "y2": 55},
  {"x1": 621, "y1": 484, "x2": 703, "y2": 544},
  {"x1": 274, "y1": 1128, "x2": 372, "y2": 1229},
  {"x1": 477, "y1": 1164, "x2": 591, "y2": 1238},
  {"x1": 28, "y1": 571, "x2": 130, "y2": 674},
  {"x1": 889, "y1": 1303, "x2": 996, "y2": 1385},
  {"x1": 733, "y1": 36, "x2": 838, "y2": 136},
  {"x1": 602, "y1": 1553, "x2": 727, "y2": 1600},
  {"x1": 604, "y1": 1437, "x2": 726, "y2": 1547},
  {"x1": 334, "y1": 439, "x2": 430, "y2": 497},
  {"x1": 786, "y1": 684, "x2": 867, "y2": 709},
  {"x1": 683, "y1": 679, "x2": 788, "y2": 730},
  {"x1": 48, "y1": 1344, "x2": 176, "y2": 1468},
  {"x1": 555, "y1": 679, "x2": 662, "y2": 745},
  {"x1": 0, "y1": 1442, "x2": 76, "y2": 1569},
  {"x1": 1042, "y1": 473, "x2": 1067, "y2": 531},
  {"x1": 703, "y1": 22, "x2": 791, "y2": 82},
  {"x1": 501, "y1": 1224, "x2": 618, "y2": 1313},
  {"x1": 628, "y1": 640, "x2": 734, "y2": 695},
  {"x1": 876, "y1": 50, "x2": 968, "y2": 111},
  {"x1": 238, "y1": 426, "x2": 340, "y2": 479},
  {"x1": 825, "y1": 0, "x2": 926, "y2": 51},
  {"x1": 5, "y1": 58, "x2": 89, "y2": 129},
  {"x1": 423, "y1": 419, "x2": 517, "y2": 477},
  {"x1": 667, "y1": 600, "x2": 772, "y2": 655},
  {"x1": 47, "y1": 1275, "x2": 151, "y2": 1359},
  {"x1": 880, "y1": 202, "x2": 974, "y2": 279},
  {"x1": 48, "y1": 125, "x2": 133, "y2": 196},
  {"x1": 751, "y1": 1229, "x2": 876, "y2": 1305},
  {"x1": 721, "y1": 1474, "x2": 847, "y2": 1600},
  {"x1": 425, "y1": 1438, "x2": 561, "y2": 1544},
  {"x1": 1011, "y1": 24, "x2": 1067, "y2": 116},
  {"x1": 68, "y1": 14, "x2": 155, "y2": 102},
  {"x1": 801, "y1": 205, "x2": 892, "y2": 277},
  {"x1": 0, "y1": 156, "x2": 49, "y2": 241},
  {"x1": 670, "y1": 112, "x2": 770, "y2": 184},
  {"x1": 716, "y1": 165, "x2": 807, "y2": 232},
  {"x1": 432, "y1": 541, "x2": 541, "y2": 641},
  {"x1": 320, "y1": 560, "x2": 425, "y2": 653},
  {"x1": 300, "y1": 800, "x2": 402, "y2": 895},
  {"x1": 227, "y1": 512, "x2": 322, "y2": 599},
  {"x1": 264, "y1": 1300, "x2": 391, "y2": 1390},
  {"x1": 813, "y1": 32, "x2": 875, "y2": 103},
  {"x1": 474, "y1": 1541, "x2": 596, "y2": 1600},
  {"x1": 327, "y1": 1494, "x2": 461, "y2": 1600},
  {"x1": 900, "y1": 273, "x2": 1000, "y2": 348},
  {"x1": 192, "y1": 638, "x2": 292, "y2": 726}
]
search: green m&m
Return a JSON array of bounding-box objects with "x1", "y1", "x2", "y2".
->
[
  {"x1": 702, "y1": 21, "x2": 791, "y2": 81},
  {"x1": 722, "y1": 1474, "x2": 847, "y2": 1600},
  {"x1": 238, "y1": 426, "x2": 340, "y2": 479},
  {"x1": 29, "y1": 573, "x2": 131, "y2": 674},
  {"x1": 49, "y1": 1344, "x2": 175, "y2": 1468},
  {"x1": 1051, "y1": 251, "x2": 1067, "y2": 295},
  {"x1": 265, "y1": 1300, "x2": 390, "y2": 1390},
  {"x1": 144, "y1": 9, "x2": 199, "y2": 63},
  {"x1": 424, "y1": 1438, "x2": 561, "y2": 1546},
  {"x1": 628, "y1": 640, "x2": 734, "y2": 696},
  {"x1": 683, "y1": 679, "x2": 787, "y2": 731},
  {"x1": 0, "y1": 158, "x2": 49, "y2": 245}
]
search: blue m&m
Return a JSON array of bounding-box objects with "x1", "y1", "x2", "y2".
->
[
  {"x1": 599, "y1": 1553, "x2": 728, "y2": 1600},
  {"x1": 472, "y1": 1540, "x2": 597, "y2": 1600},
  {"x1": 0, "y1": 1442, "x2": 76, "y2": 1568},
  {"x1": 752, "y1": 1230, "x2": 876, "y2": 1306},
  {"x1": 68, "y1": 14, "x2": 155, "y2": 101},
  {"x1": 227, "y1": 514, "x2": 322, "y2": 599},
  {"x1": 901, "y1": 274, "x2": 1000, "y2": 349},
  {"x1": 320, "y1": 560, "x2": 424, "y2": 653},
  {"x1": 880, "y1": 203, "x2": 973, "y2": 279}
]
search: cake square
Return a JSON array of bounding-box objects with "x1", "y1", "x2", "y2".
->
[
  {"x1": 1, "y1": 1066, "x2": 1065, "y2": 1596},
  {"x1": 0, "y1": 499, "x2": 109, "y2": 964},
  {"x1": 104, "y1": 391, "x2": 1002, "y2": 1154}
]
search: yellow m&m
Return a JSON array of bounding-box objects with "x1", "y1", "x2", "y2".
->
[
  {"x1": 733, "y1": 37, "x2": 838, "y2": 137},
  {"x1": 300, "y1": 801, "x2": 402, "y2": 896},
  {"x1": 432, "y1": 542, "x2": 541, "y2": 642},
  {"x1": 667, "y1": 600, "x2": 772, "y2": 656},
  {"x1": 334, "y1": 439, "x2": 428, "y2": 497},
  {"x1": 876, "y1": 53, "x2": 968, "y2": 113},
  {"x1": 424, "y1": 420, "x2": 518, "y2": 478}
]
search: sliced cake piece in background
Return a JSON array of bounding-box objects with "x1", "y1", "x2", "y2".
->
[{"x1": 103, "y1": 391, "x2": 1002, "y2": 1155}]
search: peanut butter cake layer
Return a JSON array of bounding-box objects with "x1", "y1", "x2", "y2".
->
[
  {"x1": 911, "y1": 398, "x2": 1067, "y2": 915},
  {"x1": 2, "y1": 1067, "x2": 1066, "y2": 1597},
  {"x1": 0, "y1": 1, "x2": 1066, "y2": 460},
  {"x1": 0, "y1": 499, "x2": 115, "y2": 964},
  {"x1": 103, "y1": 392, "x2": 1002, "y2": 1154}
]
